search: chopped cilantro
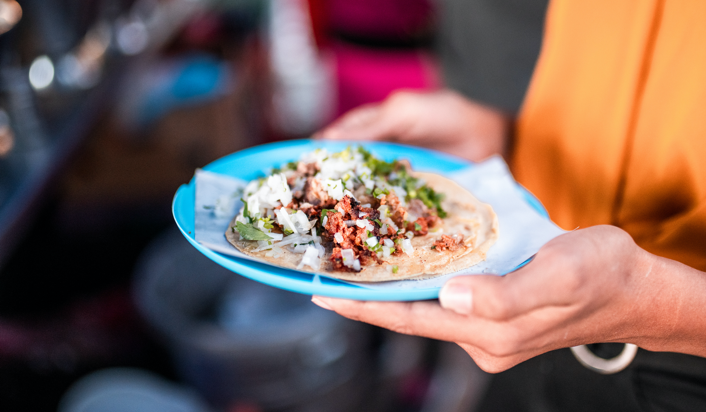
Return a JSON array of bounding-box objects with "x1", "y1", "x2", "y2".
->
[
  {"x1": 431, "y1": 245, "x2": 436, "y2": 250},
  {"x1": 414, "y1": 222, "x2": 422, "y2": 231},
  {"x1": 366, "y1": 157, "x2": 397, "y2": 176},
  {"x1": 240, "y1": 198, "x2": 252, "y2": 222},
  {"x1": 392, "y1": 265, "x2": 399, "y2": 274},
  {"x1": 373, "y1": 187, "x2": 390, "y2": 197},
  {"x1": 260, "y1": 217, "x2": 274, "y2": 229},
  {"x1": 357, "y1": 146, "x2": 373, "y2": 161},
  {"x1": 235, "y1": 221, "x2": 273, "y2": 241},
  {"x1": 284, "y1": 229, "x2": 294, "y2": 236},
  {"x1": 374, "y1": 219, "x2": 383, "y2": 226}
]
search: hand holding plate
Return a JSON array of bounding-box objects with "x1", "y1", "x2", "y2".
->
[
  {"x1": 315, "y1": 90, "x2": 511, "y2": 162},
  {"x1": 313, "y1": 225, "x2": 706, "y2": 372}
]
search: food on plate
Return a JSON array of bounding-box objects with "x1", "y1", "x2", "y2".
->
[{"x1": 225, "y1": 146, "x2": 498, "y2": 281}]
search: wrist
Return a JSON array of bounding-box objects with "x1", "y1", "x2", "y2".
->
[{"x1": 627, "y1": 247, "x2": 706, "y2": 357}]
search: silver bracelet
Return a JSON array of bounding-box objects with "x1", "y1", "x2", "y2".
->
[{"x1": 570, "y1": 344, "x2": 638, "y2": 374}]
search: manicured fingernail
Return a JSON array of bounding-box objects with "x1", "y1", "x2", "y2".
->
[
  {"x1": 311, "y1": 297, "x2": 333, "y2": 311},
  {"x1": 439, "y1": 283, "x2": 473, "y2": 315}
]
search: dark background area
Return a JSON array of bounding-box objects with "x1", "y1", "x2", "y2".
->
[{"x1": 0, "y1": 1, "x2": 493, "y2": 411}]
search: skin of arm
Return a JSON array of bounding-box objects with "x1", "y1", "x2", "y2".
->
[
  {"x1": 314, "y1": 92, "x2": 706, "y2": 372},
  {"x1": 312, "y1": 225, "x2": 706, "y2": 373}
]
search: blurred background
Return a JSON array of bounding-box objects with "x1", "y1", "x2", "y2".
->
[{"x1": 0, "y1": 0, "x2": 546, "y2": 411}]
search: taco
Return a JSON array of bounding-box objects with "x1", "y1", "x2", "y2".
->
[{"x1": 225, "y1": 146, "x2": 498, "y2": 282}]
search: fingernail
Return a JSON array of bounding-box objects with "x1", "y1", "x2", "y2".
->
[
  {"x1": 311, "y1": 297, "x2": 333, "y2": 311},
  {"x1": 439, "y1": 283, "x2": 473, "y2": 315}
]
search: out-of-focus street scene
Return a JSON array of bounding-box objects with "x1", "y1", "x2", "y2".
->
[{"x1": 0, "y1": 0, "x2": 495, "y2": 410}]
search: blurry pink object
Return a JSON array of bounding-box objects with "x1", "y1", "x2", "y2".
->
[
  {"x1": 327, "y1": 0, "x2": 433, "y2": 39},
  {"x1": 333, "y1": 41, "x2": 439, "y2": 116}
]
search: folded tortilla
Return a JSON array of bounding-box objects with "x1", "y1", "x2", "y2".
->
[{"x1": 226, "y1": 172, "x2": 498, "y2": 282}]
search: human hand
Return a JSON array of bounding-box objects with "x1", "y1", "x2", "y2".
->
[
  {"x1": 312, "y1": 225, "x2": 662, "y2": 372},
  {"x1": 315, "y1": 90, "x2": 512, "y2": 162}
]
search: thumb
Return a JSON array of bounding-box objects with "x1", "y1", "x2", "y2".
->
[{"x1": 439, "y1": 266, "x2": 568, "y2": 320}]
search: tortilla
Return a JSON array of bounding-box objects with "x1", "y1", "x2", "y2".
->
[{"x1": 226, "y1": 171, "x2": 498, "y2": 282}]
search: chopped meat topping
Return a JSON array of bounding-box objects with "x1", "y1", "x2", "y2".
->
[
  {"x1": 433, "y1": 234, "x2": 466, "y2": 252},
  {"x1": 302, "y1": 178, "x2": 335, "y2": 207},
  {"x1": 235, "y1": 146, "x2": 449, "y2": 273},
  {"x1": 407, "y1": 217, "x2": 429, "y2": 236}
]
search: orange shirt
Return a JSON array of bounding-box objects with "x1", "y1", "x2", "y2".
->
[{"x1": 512, "y1": 0, "x2": 706, "y2": 270}]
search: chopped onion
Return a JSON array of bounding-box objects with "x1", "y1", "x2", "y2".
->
[
  {"x1": 298, "y1": 246, "x2": 321, "y2": 269},
  {"x1": 366, "y1": 237, "x2": 378, "y2": 247},
  {"x1": 275, "y1": 208, "x2": 298, "y2": 234},
  {"x1": 361, "y1": 203, "x2": 371, "y2": 208},
  {"x1": 334, "y1": 232, "x2": 344, "y2": 243},
  {"x1": 382, "y1": 246, "x2": 392, "y2": 258},
  {"x1": 292, "y1": 244, "x2": 309, "y2": 253},
  {"x1": 341, "y1": 249, "x2": 355, "y2": 267},
  {"x1": 358, "y1": 212, "x2": 367, "y2": 217},
  {"x1": 352, "y1": 259, "x2": 361, "y2": 271},
  {"x1": 323, "y1": 179, "x2": 344, "y2": 200},
  {"x1": 401, "y1": 239, "x2": 414, "y2": 256},
  {"x1": 383, "y1": 238, "x2": 395, "y2": 247},
  {"x1": 380, "y1": 224, "x2": 388, "y2": 235}
]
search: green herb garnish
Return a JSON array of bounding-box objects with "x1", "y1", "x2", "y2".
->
[
  {"x1": 392, "y1": 265, "x2": 399, "y2": 274},
  {"x1": 373, "y1": 187, "x2": 390, "y2": 197},
  {"x1": 240, "y1": 198, "x2": 252, "y2": 223},
  {"x1": 235, "y1": 221, "x2": 273, "y2": 241},
  {"x1": 414, "y1": 222, "x2": 422, "y2": 231}
]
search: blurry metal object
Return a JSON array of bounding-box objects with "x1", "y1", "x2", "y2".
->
[
  {"x1": 0, "y1": 0, "x2": 131, "y2": 268},
  {"x1": 267, "y1": 0, "x2": 334, "y2": 135},
  {"x1": 0, "y1": 0, "x2": 21, "y2": 35},
  {"x1": 116, "y1": 17, "x2": 149, "y2": 55},
  {"x1": 116, "y1": 0, "x2": 207, "y2": 56},
  {"x1": 0, "y1": 108, "x2": 13, "y2": 155},
  {"x1": 28, "y1": 55, "x2": 55, "y2": 90},
  {"x1": 59, "y1": 368, "x2": 213, "y2": 412},
  {"x1": 134, "y1": 229, "x2": 375, "y2": 411},
  {"x1": 571, "y1": 343, "x2": 638, "y2": 374},
  {"x1": 57, "y1": 22, "x2": 111, "y2": 89}
]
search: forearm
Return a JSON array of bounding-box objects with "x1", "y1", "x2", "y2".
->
[{"x1": 630, "y1": 249, "x2": 706, "y2": 357}]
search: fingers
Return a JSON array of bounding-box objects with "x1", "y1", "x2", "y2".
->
[
  {"x1": 312, "y1": 296, "x2": 477, "y2": 342},
  {"x1": 317, "y1": 104, "x2": 397, "y2": 142},
  {"x1": 310, "y1": 296, "x2": 540, "y2": 373},
  {"x1": 440, "y1": 259, "x2": 577, "y2": 321}
]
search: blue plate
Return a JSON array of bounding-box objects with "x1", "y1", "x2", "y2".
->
[{"x1": 172, "y1": 139, "x2": 547, "y2": 301}]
